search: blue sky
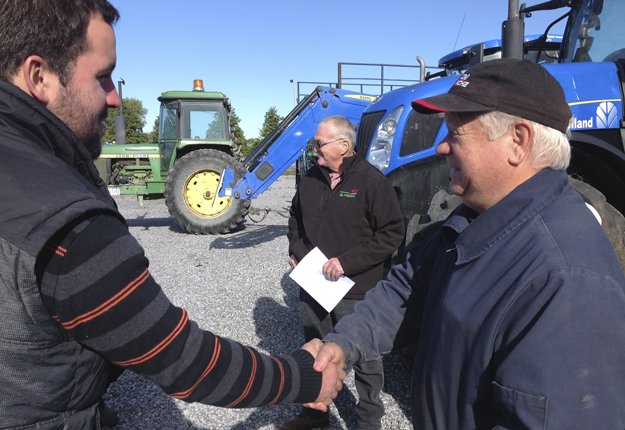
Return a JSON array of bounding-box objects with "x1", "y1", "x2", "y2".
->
[{"x1": 110, "y1": 0, "x2": 568, "y2": 139}]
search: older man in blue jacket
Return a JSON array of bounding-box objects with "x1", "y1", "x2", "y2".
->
[{"x1": 309, "y1": 58, "x2": 625, "y2": 429}]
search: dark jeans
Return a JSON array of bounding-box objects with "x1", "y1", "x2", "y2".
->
[{"x1": 300, "y1": 289, "x2": 384, "y2": 429}]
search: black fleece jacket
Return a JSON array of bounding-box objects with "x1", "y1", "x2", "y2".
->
[{"x1": 288, "y1": 154, "x2": 404, "y2": 299}]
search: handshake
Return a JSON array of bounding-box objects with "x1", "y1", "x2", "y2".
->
[{"x1": 300, "y1": 339, "x2": 347, "y2": 411}]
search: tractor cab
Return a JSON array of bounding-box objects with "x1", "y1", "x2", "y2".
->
[
  {"x1": 439, "y1": 34, "x2": 562, "y2": 77},
  {"x1": 157, "y1": 79, "x2": 233, "y2": 172},
  {"x1": 561, "y1": 0, "x2": 625, "y2": 63}
]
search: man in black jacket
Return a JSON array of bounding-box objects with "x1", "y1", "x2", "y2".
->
[{"x1": 284, "y1": 116, "x2": 404, "y2": 430}]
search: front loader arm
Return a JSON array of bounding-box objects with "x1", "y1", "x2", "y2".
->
[{"x1": 218, "y1": 86, "x2": 374, "y2": 199}]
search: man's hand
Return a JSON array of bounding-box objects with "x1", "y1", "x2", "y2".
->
[
  {"x1": 288, "y1": 255, "x2": 298, "y2": 269},
  {"x1": 312, "y1": 341, "x2": 345, "y2": 372},
  {"x1": 323, "y1": 258, "x2": 344, "y2": 281},
  {"x1": 301, "y1": 340, "x2": 346, "y2": 411},
  {"x1": 300, "y1": 338, "x2": 324, "y2": 358}
]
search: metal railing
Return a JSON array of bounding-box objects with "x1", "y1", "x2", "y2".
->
[
  {"x1": 338, "y1": 62, "x2": 421, "y2": 94},
  {"x1": 294, "y1": 60, "x2": 442, "y2": 102}
]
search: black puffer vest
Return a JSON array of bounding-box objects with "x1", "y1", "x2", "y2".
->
[{"x1": 0, "y1": 79, "x2": 123, "y2": 429}]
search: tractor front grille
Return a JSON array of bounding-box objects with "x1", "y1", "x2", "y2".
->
[{"x1": 356, "y1": 110, "x2": 386, "y2": 158}]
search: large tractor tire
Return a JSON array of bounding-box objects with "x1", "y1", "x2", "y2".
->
[
  {"x1": 569, "y1": 177, "x2": 625, "y2": 271},
  {"x1": 403, "y1": 189, "x2": 463, "y2": 256},
  {"x1": 395, "y1": 178, "x2": 625, "y2": 373},
  {"x1": 164, "y1": 149, "x2": 250, "y2": 234},
  {"x1": 395, "y1": 189, "x2": 461, "y2": 373}
]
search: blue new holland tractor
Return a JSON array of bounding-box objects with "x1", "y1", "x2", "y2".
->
[{"x1": 348, "y1": 0, "x2": 625, "y2": 265}]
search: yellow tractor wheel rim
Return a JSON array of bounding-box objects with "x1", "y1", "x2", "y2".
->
[{"x1": 183, "y1": 168, "x2": 232, "y2": 218}]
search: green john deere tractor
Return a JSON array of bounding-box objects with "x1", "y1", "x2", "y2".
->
[{"x1": 94, "y1": 80, "x2": 250, "y2": 234}]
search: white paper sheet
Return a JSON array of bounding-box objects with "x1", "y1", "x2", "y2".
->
[{"x1": 289, "y1": 247, "x2": 355, "y2": 313}]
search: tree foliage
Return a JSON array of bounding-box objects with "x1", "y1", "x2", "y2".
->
[
  {"x1": 229, "y1": 108, "x2": 246, "y2": 145},
  {"x1": 103, "y1": 97, "x2": 149, "y2": 144},
  {"x1": 205, "y1": 114, "x2": 226, "y2": 140},
  {"x1": 242, "y1": 137, "x2": 261, "y2": 156},
  {"x1": 241, "y1": 106, "x2": 284, "y2": 156},
  {"x1": 259, "y1": 106, "x2": 284, "y2": 139},
  {"x1": 149, "y1": 116, "x2": 159, "y2": 143}
]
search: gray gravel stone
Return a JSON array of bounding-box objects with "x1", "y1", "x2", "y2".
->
[{"x1": 103, "y1": 176, "x2": 413, "y2": 429}]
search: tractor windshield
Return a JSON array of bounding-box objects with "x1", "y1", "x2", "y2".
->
[
  {"x1": 442, "y1": 36, "x2": 560, "y2": 76},
  {"x1": 160, "y1": 102, "x2": 178, "y2": 140},
  {"x1": 159, "y1": 102, "x2": 178, "y2": 170},
  {"x1": 561, "y1": 0, "x2": 625, "y2": 62},
  {"x1": 180, "y1": 101, "x2": 228, "y2": 141}
]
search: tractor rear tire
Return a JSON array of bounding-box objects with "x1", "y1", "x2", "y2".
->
[
  {"x1": 165, "y1": 149, "x2": 250, "y2": 234},
  {"x1": 569, "y1": 177, "x2": 625, "y2": 271},
  {"x1": 395, "y1": 189, "x2": 461, "y2": 373}
]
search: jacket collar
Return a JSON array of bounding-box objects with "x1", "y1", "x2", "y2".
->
[
  {"x1": 0, "y1": 79, "x2": 111, "y2": 200},
  {"x1": 443, "y1": 168, "x2": 569, "y2": 264},
  {"x1": 313, "y1": 153, "x2": 362, "y2": 184}
]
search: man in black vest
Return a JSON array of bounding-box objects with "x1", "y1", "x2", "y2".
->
[{"x1": 0, "y1": 1, "x2": 344, "y2": 428}]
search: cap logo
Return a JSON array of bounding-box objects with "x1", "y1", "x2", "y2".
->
[{"x1": 455, "y1": 73, "x2": 470, "y2": 88}]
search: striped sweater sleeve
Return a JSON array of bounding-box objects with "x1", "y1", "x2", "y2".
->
[{"x1": 37, "y1": 213, "x2": 321, "y2": 406}]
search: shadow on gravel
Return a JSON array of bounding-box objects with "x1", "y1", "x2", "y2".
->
[
  {"x1": 250, "y1": 272, "x2": 413, "y2": 428},
  {"x1": 248, "y1": 273, "x2": 362, "y2": 429},
  {"x1": 124, "y1": 214, "x2": 186, "y2": 233},
  {"x1": 381, "y1": 354, "x2": 413, "y2": 422},
  {"x1": 254, "y1": 295, "x2": 302, "y2": 354},
  {"x1": 247, "y1": 206, "x2": 292, "y2": 222},
  {"x1": 104, "y1": 371, "x2": 210, "y2": 429},
  {"x1": 228, "y1": 404, "x2": 301, "y2": 430},
  {"x1": 243, "y1": 263, "x2": 413, "y2": 429},
  {"x1": 209, "y1": 225, "x2": 288, "y2": 249},
  {"x1": 242, "y1": 274, "x2": 333, "y2": 429},
  {"x1": 328, "y1": 355, "x2": 413, "y2": 429},
  {"x1": 252, "y1": 273, "x2": 303, "y2": 355}
]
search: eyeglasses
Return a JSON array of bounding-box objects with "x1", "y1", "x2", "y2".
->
[{"x1": 312, "y1": 137, "x2": 345, "y2": 149}]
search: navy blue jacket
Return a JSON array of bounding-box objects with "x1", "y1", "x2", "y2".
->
[{"x1": 325, "y1": 168, "x2": 625, "y2": 429}]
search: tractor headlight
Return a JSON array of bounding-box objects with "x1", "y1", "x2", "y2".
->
[{"x1": 367, "y1": 106, "x2": 403, "y2": 173}]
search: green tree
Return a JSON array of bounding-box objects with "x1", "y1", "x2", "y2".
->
[
  {"x1": 229, "y1": 108, "x2": 246, "y2": 145},
  {"x1": 242, "y1": 137, "x2": 261, "y2": 156},
  {"x1": 149, "y1": 116, "x2": 159, "y2": 143},
  {"x1": 242, "y1": 106, "x2": 283, "y2": 156},
  {"x1": 259, "y1": 106, "x2": 284, "y2": 138},
  {"x1": 103, "y1": 97, "x2": 149, "y2": 143},
  {"x1": 205, "y1": 113, "x2": 226, "y2": 140}
]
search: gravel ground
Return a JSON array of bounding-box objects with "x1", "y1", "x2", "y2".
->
[{"x1": 103, "y1": 175, "x2": 413, "y2": 430}]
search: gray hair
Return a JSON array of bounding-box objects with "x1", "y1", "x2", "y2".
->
[
  {"x1": 476, "y1": 110, "x2": 572, "y2": 170},
  {"x1": 319, "y1": 115, "x2": 356, "y2": 152}
]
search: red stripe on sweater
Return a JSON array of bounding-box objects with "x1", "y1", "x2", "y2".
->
[
  {"x1": 61, "y1": 268, "x2": 149, "y2": 330},
  {"x1": 115, "y1": 309, "x2": 189, "y2": 366},
  {"x1": 170, "y1": 337, "x2": 221, "y2": 399},
  {"x1": 45, "y1": 241, "x2": 67, "y2": 257},
  {"x1": 226, "y1": 347, "x2": 257, "y2": 407},
  {"x1": 267, "y1": 356, "x2": 285, "y2": 406}
]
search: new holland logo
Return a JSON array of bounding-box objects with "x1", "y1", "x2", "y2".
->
[
  {"x1": 339, "y1": 190, "x2": 358, "y2": 198},
  {"x1": 570, "y1": 116, "x2": 593, "y2": 129},
  {"x1": 596, "y1": 102, "x2": 618, "y2": 128}
]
